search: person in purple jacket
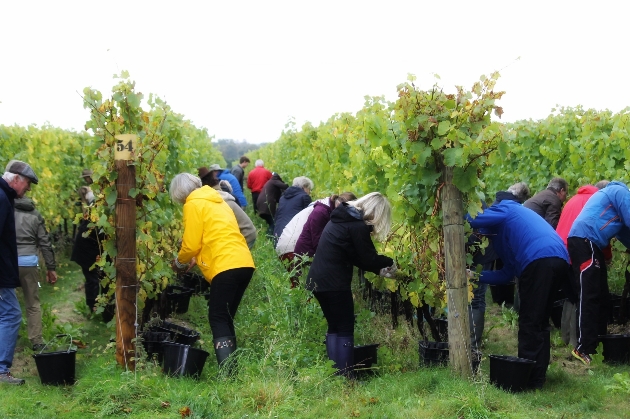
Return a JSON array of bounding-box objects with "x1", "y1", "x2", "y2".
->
[
  {"x1": 567, "y1": 181, "x2": 630, "y2": 365},
  {"x1": 467, "y1": 198, "x2": 569, "y2": 389},
  {"x1": 294, "y1": 192, "x2": 356, "y2": 258}
]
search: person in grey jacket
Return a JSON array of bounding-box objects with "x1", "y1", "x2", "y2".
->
[
  {"x1": 14, "y1": 197, "x2": 57, "y2": 351},
  {"x1": 523, "y1": 177, "x2": 568, "y2": 229}
]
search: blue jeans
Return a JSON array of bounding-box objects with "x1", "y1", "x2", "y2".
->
[
  {"x1": 471, "y1": 282, "x2": 488, "y2": 312},
  {"x1": 0, "y1": 288, "x2": 22, "y2": 374}
]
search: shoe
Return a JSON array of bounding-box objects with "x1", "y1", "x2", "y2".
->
[
  {"x1": 572, "y1": 348, "x2": 591, "y2": 365},
  {"x1": 0, "y1": 372, "x2": 25, "y2": 385},
  {"x1": 32, "y1": 343, "x2": 46, "y2": 352}
]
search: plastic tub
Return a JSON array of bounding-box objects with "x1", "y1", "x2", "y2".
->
[
  {"x1": 489, "y1": 355, "x2": 535, "y2": 392},
  {"x1": 178, "y1": 272, "x2": 209, "y2": 294},
  {"x1": 165, "y1": 286, "x2": 194, "y2": 315},
  {"x1": 32, "y1": 335, "x2": 77, "y2": 385},
  {"x1": 142, "y1": 331, "x2": 173, "y2": 361},
  {"x1": 599, "y1": 334, "x2": 630, "y2": 364},
  {"x1": 354, "y1": 344, "x2": 379, "y2": 376},
  {"x1": 151, "y1": 321, "x2": 200, "y2": 346},
  {"x1": 162, "y1": 343, "x2": 210, "y2": 378}
]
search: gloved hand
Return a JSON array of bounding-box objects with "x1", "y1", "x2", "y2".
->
[{"x1": 379, "y1": 262, "x2": 397, "y2": 278}]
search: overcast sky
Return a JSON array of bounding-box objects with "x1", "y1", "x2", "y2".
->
[{"x1": 0, "y1": 1, "x2": 626, "y2": 144}]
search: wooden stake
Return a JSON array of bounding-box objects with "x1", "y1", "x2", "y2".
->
[
  {"x1": 442, "y1": 166, "x2": 472, "y2": 377},
  {"x1": 115, "y1": 135, "x2": 137, "y2": 370}
]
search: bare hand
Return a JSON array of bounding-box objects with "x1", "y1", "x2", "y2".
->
[{"x1": 47, "y1": 270, "x2": 58, "y2": 284}]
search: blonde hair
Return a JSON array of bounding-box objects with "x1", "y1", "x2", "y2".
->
[
  {"x1": 348, "y1": 192, "x2": 391, "y2": 241},
  {"x1": 169, "y1": 173, "x2": 202, "y2": 204}
]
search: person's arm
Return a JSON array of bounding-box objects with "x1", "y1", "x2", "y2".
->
[
  {"x1": 478, "y1": 258, "x2": 516, "y2": 285},
  {"x1": 351, "y1": 225, "x2": 393, "y2": 274},
  {"x1": 35, "y1": 212, "x2": 56, "y2": 272},
  {"x1": 176, "y1": 203, "x2": 203, "y2": 266}
]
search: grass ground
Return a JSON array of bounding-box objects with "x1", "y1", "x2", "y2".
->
[{"x1": 1, "y1": 229, "x2": 630, "y2": 419}]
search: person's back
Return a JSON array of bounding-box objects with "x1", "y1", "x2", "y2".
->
[
  {"x1": 569, "y1": 181, "x2": 630, "y2": 249},
  {"x1": 556, "y1": 185, "x2": 599, "y2": 246},
  {"x1": 273, "y1": 185, "x2": 312, "y2": 238},
  {"x1": 217, "y1": 170, "x2": 247, "y2": 207},
  {"x1": 523, "y1": 178, "x2": 568, "y2": 229},
  {"x1": 247, "y1": 165, "x2": 272, "y2": 193},
  {"x1": 469, "y1": 200, "x2": 568, "y2": 284}
]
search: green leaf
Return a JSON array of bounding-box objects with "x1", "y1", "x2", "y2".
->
[
  {"x1": 443, "y1": 147, "x2": 464, "y2": 167},
  {"x1": 438, "y1": 121, "x2": 451, "y2": 136},
  {"x1": 106, "y1": 190, "x2": 117, "y2": 206},
  {"x1": 453, "y1": 165, "x2": 478, "y2": 193},
  {"x1": 444, "y1": 100, "x2": 456, "y2": 110},
  {"x1": 498, "y1": 141, "x2": 508, "y2": 159},
  {"x1": 127, "y1": 93, "x2": 141, "y2": 108},
  {"x1": 128, "y1": 188, "x2": 139, "y2": 198}
]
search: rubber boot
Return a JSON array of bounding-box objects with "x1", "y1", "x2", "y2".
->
[
  {"x1": 469, "y1": 308, "x2": 485, "y2": 350},
  {"x1": 213, "y1": 336, "x2": 237, "y2": 374},
  {"x1": 325, "y1": 333, "x2": 338, "y2": 364},
  {"x1": 335, "y1": 335, "x2": 354, "y2": 378}
]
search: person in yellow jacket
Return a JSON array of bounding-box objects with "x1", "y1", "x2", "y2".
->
[{"x1": 169, "y1": 173, "x2": 255, "y2": 371}]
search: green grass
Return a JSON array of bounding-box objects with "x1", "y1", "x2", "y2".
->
[{"x1": 2, "y1": 228, "x2": 630, "y2": 418}]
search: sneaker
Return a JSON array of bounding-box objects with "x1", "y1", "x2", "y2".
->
[
  {"x1": 0, "y1": 372, "x2": 25, "y2": 385},
  {"x1": 572, "y1": 348, "x2": 592, "y2": 365},
  {"x1": 32, "y1": 343, "x2": 46, "y2": 352}
]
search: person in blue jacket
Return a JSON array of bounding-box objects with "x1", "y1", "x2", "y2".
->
[
  {"x1": 567, "y1": 181, "x2": 630, "y2": 365},
  {"x1": 468, "y1": 197, "x2": 569, "y2": 389},
  {"x1": 208, "y1": 164, "x2": 248, "y2": 208}
]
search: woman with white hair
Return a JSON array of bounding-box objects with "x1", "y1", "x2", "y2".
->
[
  {"x1": 170, "y1": 173, "x2": 255, "y2": 372},
  {"x1": 305, "y1": 192, "x2": 396, "y2": 377}
]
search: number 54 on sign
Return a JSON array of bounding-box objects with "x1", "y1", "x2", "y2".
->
[{"x1": 114, "y1": 134, "x2": 137, "y2": 160}]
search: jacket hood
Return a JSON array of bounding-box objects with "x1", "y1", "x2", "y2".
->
[
  {"x1": 577, "y1": 185, "x2": 599, "y2": 195},
  {"x1": 270, "y1": 173, "x2": 283, "y2": 182},
  {"x1": 607, "y1": 180, "x2": 628, "y2": 189},
  {"x1": 186, "y1": 185, "x2": 224, "y2": 204},
  {"x1": 14, "y1": 197, "x2": 35, "y2": 211},
  {"x1": 331, "y1": 202, "x2": 364, "y2": 223},
  {"x1": 282, "y1": 186, "x2": 305, "y2": 199},
  {"x1": 495, "y1": 191, "x2": 523, "y2": 203}
]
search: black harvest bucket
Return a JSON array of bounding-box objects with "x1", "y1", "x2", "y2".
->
[
  {"x1": 354, "y1": 344, "x2": 379, "y2": 376},
  {"x1": 162, "y1": 343, "x2": 210, "y2": 378},
  {"x1": 599, "y1": 334, "x2": 630, "y2": 364},
  {"x1": 32, "y1": 334, "x2": 77, "y2": 385},
  {"x1": 489, "y1": 355, "x2": 535, "y2": 392}
]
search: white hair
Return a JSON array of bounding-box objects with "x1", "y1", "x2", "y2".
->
[
  {"x1": 2, "y1": 172, "x2": 18, "y2": 182},
  {"x1": 255, "y1": 159, "x2": 264, "y2": 167},
  {"x1": 348, "y1": 192, "x2": 391, "y2": 242},
  {"x1": 169, "y1": 173, "x2": 202, "y2": 204},
  {"x1": 507, "y1": 182, "x2": 530, "y2": 203},
  {"x1": 292, "y1": 176, "x2": 314, "y2": 190}
]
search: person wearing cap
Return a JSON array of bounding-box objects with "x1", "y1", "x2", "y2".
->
[
  {"x1": 208, "y1": 164, "x2": 248, "y2": 208},
  {"x1": 1, "y1": 159, "x2": 39, "y2": 385},
  {"x1": 247, "y1": 160, "x2": 272, "y2": 214},
  {"x1": 15, "y1": 197, "x2": 57, "y2": 352}
]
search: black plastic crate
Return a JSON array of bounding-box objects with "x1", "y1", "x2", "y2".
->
[
  {"x1": 419, "y1": 341, "x2": 449, "y2": 367},
  {"x1": 165, "y1": 285, "x2": 194, "y2": 315}
]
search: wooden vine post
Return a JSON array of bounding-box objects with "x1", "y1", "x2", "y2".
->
[
  {"x1": 442, "y1": 165, "x2": 472, "y2": 378},
  {"x1": 114, "y1": 134, "x2": 138, "y2": 370}
]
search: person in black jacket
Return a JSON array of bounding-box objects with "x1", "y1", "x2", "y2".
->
[
  {"x1": 273, "y1": 176, "x2": 313, "y2": 239},
  {"x1": 256, "y1": 172, "x2": 288, "y2": 237},
  {"x1": 1, "y1": 160, "x2": 39, "y2": 385},
  {"x1": 523, "y1": 177, "x2": 568, "y2": 229},
  {"x1": 306, "y1": 192, "x2": 396, "y2": 377}
]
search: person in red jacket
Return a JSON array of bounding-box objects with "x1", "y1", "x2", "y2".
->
[
  {"x1": 246, "y1": 160, "x2": 272, "y2": 215},
  {"x1": 555, "y1": 180, "x2": 610, "y2": 349}
]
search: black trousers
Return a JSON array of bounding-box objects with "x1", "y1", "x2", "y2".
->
[
  {"x1": 567, "y1": 237, "x2": 609, "y2": 354},
  {"x1": 518, "y1": 257, "x2": 568, "y2": 388},
  {"x1": 81, "y1": 265, "x2": 102, "y2": 310},
  {"x1": 251, "y1": 192, "x2": 260, "y2": 214},
  {"x1": 313, "y1": 290, "x2": 354, "y2": 336},
  {"x1": 207, "y1": 267, "x2": 254, "y2": 338}
]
